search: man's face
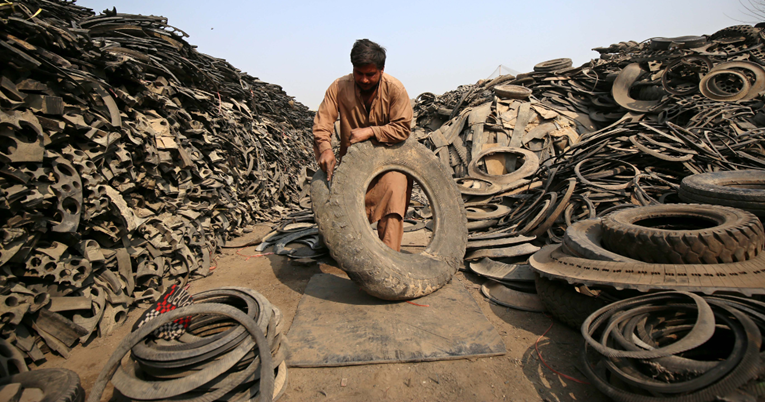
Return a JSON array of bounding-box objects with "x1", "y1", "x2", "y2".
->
[{"x1": 353, "y1": 63, "x2": 383, "y2": 92}]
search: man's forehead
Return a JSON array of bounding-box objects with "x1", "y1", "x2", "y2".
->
[{"x1": 353, "y1": 64, "x2": 381, "y2": 74}]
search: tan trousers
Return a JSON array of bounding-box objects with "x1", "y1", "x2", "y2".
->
[{"x1": 365, "y1": 171, "x2": 413, "y2": 251}]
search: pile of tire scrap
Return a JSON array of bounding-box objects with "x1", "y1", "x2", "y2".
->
[
  {"x1": 411, "y1": 25, "x2": 765, "y2": 313},
  {"x1": 0, "y1": 0, "x2": 315, "y2": 365},
  {"x1": 581, "y1": 291, "x2": 765, "y2": 402},
  {"x1": 88, "y1": 287, "x2": 288, "y2": 402}
]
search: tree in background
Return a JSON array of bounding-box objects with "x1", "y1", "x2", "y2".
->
[{"x1": 737, "y1": 0, "x2": 765, "y2": 23}]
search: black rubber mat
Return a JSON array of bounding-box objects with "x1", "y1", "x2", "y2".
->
[{"x1": 287, "y1": 273, "x2": 506, "y2": 367}]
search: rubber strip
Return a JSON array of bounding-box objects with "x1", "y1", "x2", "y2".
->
[{"x1": 582, "y1": 292, "x2": 715, "y2": 359}]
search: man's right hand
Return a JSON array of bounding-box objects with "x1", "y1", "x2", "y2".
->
[{"x1": 318, "y1": 149, "x2": 336, "y2": 181}]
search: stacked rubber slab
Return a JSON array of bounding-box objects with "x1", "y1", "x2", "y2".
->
[{"x1": 88, "y1": 287, "x2": 288, "y2": 402}]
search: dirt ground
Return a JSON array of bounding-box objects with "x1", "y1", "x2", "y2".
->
[{"x1": 36, "y1": 224, "x2": 611, "y2": 402}]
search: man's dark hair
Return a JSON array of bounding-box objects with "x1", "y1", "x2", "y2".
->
[{"x1": 350, "y1": 39, "x2": 386, "y2": 70}]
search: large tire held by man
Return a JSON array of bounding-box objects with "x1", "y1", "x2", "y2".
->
[
  {"x1": 601, "y1": 204, "x2": 764, "y2": 264},
  {"x1": 0, "y1": 368, "x2": 84, "y2": 402},
  {"x1": 311, "y1": 137, "x2": 467, "y2": 300},
  {"x1": 679, "y1": 170, "x2": 765, "y2": 217}
]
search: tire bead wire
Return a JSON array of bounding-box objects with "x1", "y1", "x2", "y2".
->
[
  {"x1": 89, "y1": 288, "x2": 285, "y2": 402},
  {"x1": 580, "y1": 291, "x2": 763, "y2": 401}
]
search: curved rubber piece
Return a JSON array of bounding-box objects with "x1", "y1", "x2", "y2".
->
[
  {"x1": 481, "y1": 281, "x2": 544, "y2": 312},
  {"x1": 311, "y1": 137, "x2": 467, "y2": 300},
  {"x1": 465, "y1": 204, "x2": 512, "y2": 221},
  {"x1": 467, "y1": 147, "x2": 539, "y2": 185},
  {"x1": 582, "y1": 292, "x2": 715, "y2": 359},
  {"x1": 612, "y1": 63, "x2": 664, "y2": 112},
  {"x1": 455, "y1": 177, "x2": 504, "y2": 196},
  {"x1": 0, "y1": 368, "x2": 84, "y2": 402},
  {"x1": 601, "y1": 204, "x2": 764, "y2": 264},
  {"x1": 580, "y1": 294, "x2": 762, "y2": 402}
]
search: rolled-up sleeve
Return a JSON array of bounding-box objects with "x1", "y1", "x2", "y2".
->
[
  {"x1": 370, "y1": 84, "x2": 412, "y2": 144},
  {"x1": 312, "y1": 80, "x2": 340, "y2": 160}
]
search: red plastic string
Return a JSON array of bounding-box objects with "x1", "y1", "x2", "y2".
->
[
  {"x1": 208, "y1": 250, "x2": 217, "y2": 271},
  {"x1": 535, "y1": 321, "x2": 590, "y2": 385},
  {"x1": 235, "y1": 248, "x2": 274, "y2": 261},
  {"x1": 406, "y1": 301, "x2": 429, "y2": 307}
]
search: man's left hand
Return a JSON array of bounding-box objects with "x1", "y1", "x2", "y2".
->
[{"x1": 349, "y1": 127, "x2": 375, "y2": 144}]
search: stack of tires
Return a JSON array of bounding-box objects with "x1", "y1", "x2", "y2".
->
[
  {"x1": 88, "y1": 287, "x2": 288, "y2": 402},
  {"x1": 536, "y1": 170, "x2": 765, "y2": 329}
]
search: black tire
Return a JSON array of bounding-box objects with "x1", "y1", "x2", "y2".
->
[
  {"x1": 679, "y1": 170, "x2": 765, "y2": 217},
  {"x1": 311, "y1": 137, "x2": 467, "y2": 300},
  {"x1": 0, "y1": 368, "x2": 84, "y2": 402},
  {"x1": 534, "y1": 274, "x2": 606, "y2": 330},
  {"x1": 562, "y1": 218, "x2": 640, "y2": 263},
  {"x1": 601, "y1": 204, "x2": 764, "y2": 264}
]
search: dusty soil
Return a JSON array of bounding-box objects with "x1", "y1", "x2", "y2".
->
[{"x1": 37, "y1": 224, "x2": 610, "y2": 402}]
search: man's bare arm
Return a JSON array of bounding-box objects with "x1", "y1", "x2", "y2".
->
[
  {"x1": 349, "y1": 127, "x2": 375, "y2": 144},
  {"x1": 317, "y1": 149, "x2": 336, "y2": 181}
]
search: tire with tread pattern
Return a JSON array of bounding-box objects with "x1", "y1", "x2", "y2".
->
[
  {"x1": 679, "y1": 170, "x2": 765, "y2": 217},
  {"x1": 562, "y1": 218, "x2": 640, "y2": 263},
  {"x1": 311, "y1": 137, "x2": 467, "y2": 300},
  {"x1": 534, "y1": 274, "x2": 607, "y2": 330},
  {"x1": 601, "y1": 204, "x2": 764, "y2": 264},
  {"x1": 0, "y1": 368, "x2": 84, "y2": 402}
]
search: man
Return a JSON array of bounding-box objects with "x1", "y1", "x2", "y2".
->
[{"x1": 313, "y1": 39, "x2": 414, "y2": 252}]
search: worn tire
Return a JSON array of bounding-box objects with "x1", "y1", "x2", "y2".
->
[
  {"x1": 679, "y1": 170, "x2": 765, "y2": 217},
  {"x1": 562, "y1": 218, "x2": 640, "y2": 263},
  {"x1": 0, "y1": 368, "x2": 84, "y2": 402},
  {"x1": 534, "y1": 274, "x2": 606, "y2": 330},
  {"x1": 311, "y1": 137, "x2": 467, "y2": 300},
  {"x1": 601, "y1": 204, "x2": 764, "y2": 264}
]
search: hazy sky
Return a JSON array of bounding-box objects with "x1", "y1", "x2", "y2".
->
[{"x1": 77, "y1": 0, "x2": 758, "y2": 110}]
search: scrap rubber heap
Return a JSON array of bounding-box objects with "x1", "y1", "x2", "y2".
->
[{"x1": 0, "y1": 0, "x2": 314, "y2": 367}]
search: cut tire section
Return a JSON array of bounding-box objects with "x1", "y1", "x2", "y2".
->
[
  {"x1": 601, "y1": 204, "x2": 764, "y2": 264},
  {"x1": 467, "y1": 147, "x2": 539, "y2": 185},
  {"x1": 311, "y1": 137, "x2": 467, "y2": 300}
]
